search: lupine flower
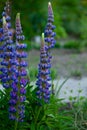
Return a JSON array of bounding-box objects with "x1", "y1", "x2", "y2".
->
[
  {"x1": 44, "y1": 2, "x2": 56, "y2": 95},
  {"x1": 0, "y1": 17, "x2": 15, "y2": 89},
  {"x1": 36, "y1": 33, "x2": 51, "y2": 104},
  {"x1": 0, "y1": 0, "x2": 11, "y2": 44},
  {"x1": 9, "y1": 13, "x2": 28, "y2": 122},
  {"x1": 44, "y1": 2, "x2": 56, "y2": 49},
  {"x1": 0, "y1": 1, "x2": 13, "y2": 83},
  {"x1": 2, "y1": 1, "x2": 11, "y2": 28}
]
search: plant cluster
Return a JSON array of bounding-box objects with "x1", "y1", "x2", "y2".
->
[
  {"x1": 0, "y1": 1, "x2": 87, "y2": 130},
  {"x1": 0, "y1": 1, "x2": 60, "y2": 130}
]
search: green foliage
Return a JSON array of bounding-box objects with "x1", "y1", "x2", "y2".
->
[
  {"x1": 52, "y1": 0, "x2": 87, "y2": 40},
  {"x1": 0, "y1": 89, "x2": 14, "y2": 130},
  {"x1": 70, "y1": 69, "x2": 82, "y2": 78},
  {"x1": 1, "y1": 0, "x2": 87, "y2": 41},
  {"x1": 80, "y1": 15, "x2": 87, "y2": 39},
  {"x1": 55, "y1": 42, "x2": 61, "y2": 48},
  {"x1": 0, "y1": 0, "x2": 67, "y2": 40},
  {"x1": 27, "y1": 67, "x2": 38, "y2": 81},
  {"x1": 50, "y1": 68, "x2": 57, "y2": 80},
  {"x1": 24, "y1": 41, "x2": 32, "y2": 51},
  {"x1": 22, "y1": 84, "x2": 73, "y2": 130},
  {"x1": 67, "y1": 90, "x2": 87, "y2": 130},
  {"x1": 52, "y1": 1, "x2": 67, "y2": 39},
  {"x1": 1, "y1": 82, "x2": 87, "y2": 130},
  {"x1": 63, "y1": 40, "x2": 81, "y2": 49}
]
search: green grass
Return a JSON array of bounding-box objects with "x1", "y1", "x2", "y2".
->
[{"x1": 70, "y1": 70, "x2": 82, "y2": 78}]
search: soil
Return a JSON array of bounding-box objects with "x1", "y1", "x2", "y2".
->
[{"x1": 28, "y1": 49, "x2": 87, "y2": 78}]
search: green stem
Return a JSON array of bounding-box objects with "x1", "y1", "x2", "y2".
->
[
  {"x1": 14, "y1": 120, "x2": 18, "y2": 130},
  {"x1": 35, "y1": 107, "x2": 42, "y2": 125}
]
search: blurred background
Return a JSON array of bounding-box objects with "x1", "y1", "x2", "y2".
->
[
  {"x1": 0, "y1": 0, "x2": 87, "y2": 79},
  {"x1": 0, "y1": 0, "x2": 87, "y2": 43}
]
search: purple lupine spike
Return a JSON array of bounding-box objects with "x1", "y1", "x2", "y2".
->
[
  {"x1": 0, "y1": 17, "x2": 18, "y2": 121},
  {"x1": 0, "y1": 17, "x2": 15, "y2": 88},
  {"x1": 0, "y1": 1, "x2": 11, "y2": 43},
  {"x1": 0, "y1": 0, "x2": 14, "y2": 73},
  {"x1": 44, "y1": 2, "x2": 56, "y2": 49},
  {"x1": 2, "y1": 1, "x2": 11, "y2": 29},
  {"x1": 5, "y1": 1, "x2": 11, "y2": 16},
  {"x1": 36, "y1": 33, "x2": 51, "y2": 104},
  {"x1": 8, "y1": 13, "x2": 28, "y2": 122}
]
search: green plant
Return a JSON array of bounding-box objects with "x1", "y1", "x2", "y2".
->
[
  {"x1": 70, "y1": 70, "x2": 82, "y2": 78},
  {"x1": 63, "y1": 40, "x2": 81, "y2": 49},
  {"x1": 67, "y1": 89, "x2": 87, "y2": 130},
  {"x1": 50, "y1": 68, "x2": 57, "y2": 80},
  {"x1": 54, "y1": 42, "x2": 61, "y2": 48},
  {"x1": 27, "y1": 67, "x2": 38, "y2": 81}
]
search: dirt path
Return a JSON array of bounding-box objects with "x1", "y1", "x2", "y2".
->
[{"x1": 28, "y1": 49, "x2": 87, "y2": 78}]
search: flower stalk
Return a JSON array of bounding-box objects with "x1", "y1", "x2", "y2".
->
[
  {"x1": 36, "y1": 33, "x2": 51, "y2": 104},
  {"x1": 44, "y1": 2, "x2": 56, "y2": 50}
]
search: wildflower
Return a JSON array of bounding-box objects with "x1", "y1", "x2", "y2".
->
[
  {"x1": 0, "y1": 1, "x2": 13, "y2": 84},
  {"x1": 36, "y1": 33, "x2": 51, "y2": 103},
  {"x1": 9, "y1": 13, "x2": 28, "y2": 122},
  {"x1": 0, "y1": 0, "x2": 11, "y2": 44},
  {"x1": 0, "y1": 17, "x2": 15, "y2": 89},
  {"x1": 44, "y1": 2, "x2": 56, "y2": 49}
]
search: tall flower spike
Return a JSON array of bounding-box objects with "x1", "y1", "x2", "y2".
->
[
  {"x1": 36, "y1": 33, "x2": 51, "y2": 104},
  {"x1": 9, "y1": 13, "x2": 28, "y2": 122},
  {"x1": 44, "y1": 2, "x2": 56, "y2": 49},
  {"x1": 0, "y1": 16, "x2": 14, "y2": 89}
]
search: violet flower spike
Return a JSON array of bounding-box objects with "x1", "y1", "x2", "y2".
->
[
  {"x1": 2, "y1": 0, "x2": 12, "y2": 29},
  {"x1": 0, "y1": 0, "x2": 12, "y2": 43},
  {"x1": 0, "y1": 17, "x2": 18, "y2": 120},
  {"x1": 0, "y1": 1, "x2": 13, "y2": 84},
  {"x1": 36, "y1": 33, "x2": 51, "y2": 104},
  {"x1": 9, "y1": 13, "x2": 28, "y2": 122},
  {"x1": 44, "y1": 2, "x2": 56, "y2": 49},
  {"x1": 0, "y1": 17, "x2": 15, "y2": 89}
]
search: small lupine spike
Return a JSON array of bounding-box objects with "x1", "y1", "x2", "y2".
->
[
  {"x1": 16, "y1": 13, "x2": 20, "y2": 19},
  {"x1": 41, "y1": 33, "x2": 45, "y2": 47},
  {"x1": 3, "y1": 16, "x2": 6, "y2": 25},
  {"x1": 5, "y1": 0, "x2": 11, "y2": 16},
  {"x1": 16, "y1": 13, "x2": 25, "y2": 41},
  {"x1": 2, "y1": 0, "x2": 12, "y2": 29},
  {"x1": 44, "y1": 2, "x2": 56, "y2": 49},
  {"x1": 0, "y1": 0, "x2": 12, "y2": 60},
  {"x1": 48, "y1": 2, "x2": 53, "y2": 16}
]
